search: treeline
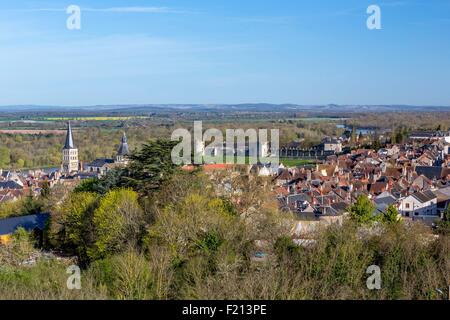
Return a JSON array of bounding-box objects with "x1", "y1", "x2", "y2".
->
[{"x1": 346, "y1": 112, "x2": 450, "y2": 132}]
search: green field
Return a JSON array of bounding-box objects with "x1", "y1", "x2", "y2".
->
[{"x1": 279, "y1": 158, "x2": 317, "y2": 167}]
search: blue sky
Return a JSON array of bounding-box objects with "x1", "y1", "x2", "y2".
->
[{"x1": 0, "y1": 0, "x2": 449, "y2": 106}]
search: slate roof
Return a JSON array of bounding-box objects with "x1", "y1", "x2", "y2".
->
[
  {"x1": 0, "y1": 181, "x2": 23, "y2": 190},
  {"x1": 409, "y1": 131, "x2": 435, "y2": 138},
  {"x1": 87, "y1": 158, "x2": 115, "y2": 168},
  {"x1": 374, "y1": 194, "x2": 397, "y2": 213},
  {"x1": 415, "y1": 166, "x2": 450, "y2": 180},
  {"x1": 63, "y1": 122, "x2": 76, "y2": 149},
  {"x1": 0, "y1": 213, "x2": 50, "y2": 235},
  {"x1": 117, "y1": 133, "x2": 129, "y2": 156},
  {"x1": 315, "y1": 202, "x2": 348, "y2": 216},
  {"x1": 411, "y1": 190, "x2": 437, "y2": 203},
  {"x1": 374, "y1": 195, "x2": 397, "y2": 206},
  {"x1": 1, "y1": 170, "x2": 11, "y2": 178},
  {"x1": 330, "y1": 202, "x2": 348, "y2": 214},
  {"x1": 433, "y1": 188, "x2": 450, "y2": 205},
  {"x1": 287, "y1": 194, "x2": 311, "y2": 207}
]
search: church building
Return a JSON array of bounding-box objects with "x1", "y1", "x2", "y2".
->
[
  {"x1": 85, "y1": 132, "x2": 130, "y2": 176},
  {"x1": 61, "y1": 122, "x2": 130, "y2": 176}
]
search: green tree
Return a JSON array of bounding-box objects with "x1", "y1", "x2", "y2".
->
[
  {"x1": 92, "y1": 169, "x2": 127, "y2": 194},
  {"x1": 436, "y1": 205, "x2": 450, "y2": 234},
  {"x1": 371, "y1": 136, "x2": 381, "y2": 150},
  {"x1": 73, "y1": 179, "x2": 96, "y2": 192},
  {"x1": 0, "y1": 147, "x2": 10, "y2": 167},
  {"x1": 382, "y1": 205, "x2": 400, "y2": 224},
  {"x1": 124, "y1": 139, "x2": 179, "y2": 196},
  {"x1": 274, "y1": 236, "x2": 300, "y2": 259},
  {"x1": 16, "y1": 159, "x2": 25, "y2": 168},
  {"x1": 89, "y1": 189, "x2": 143, "y2": 260},
  {"x1": 21, "y1": 191, "x2": 43, "y2": 215},
  {"x1": 348, "y1": 195, "x2": 376, "y2": 224},
  {"x1": 40, "y1": 180, "x2": 51, "y2": 199},
  {"x1": 50, "y1": 192, "x2": 98, "y2": 262},
  {"x1": 75, "y1": 140, "x2": 180, "y2": 196}
]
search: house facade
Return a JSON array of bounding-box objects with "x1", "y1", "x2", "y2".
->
[
  {"x1": 322, "y1": 138, "x2": 343, "y2": 153},
  {"x1": 398, "y1": 190, "x2": 438, "y2": 218}
]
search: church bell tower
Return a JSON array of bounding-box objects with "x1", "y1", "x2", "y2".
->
[
  {"x1": 116, "y1": 132, "x2": 129, "y2": 164},
  {"x1": 62, "y1": 121, "x2": 79, "y2": 173}
]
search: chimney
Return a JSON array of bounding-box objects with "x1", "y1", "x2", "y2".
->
[{"x1": 307, "y1": 170, "x2": 312, "y2": 181}]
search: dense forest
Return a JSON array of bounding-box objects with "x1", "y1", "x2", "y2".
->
[{"x1": 0, "y1": 139, "x2": 448, "y2": 300}]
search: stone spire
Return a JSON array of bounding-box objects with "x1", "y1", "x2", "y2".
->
[
  {"x1": 64, "y1": 121, "x2": 75, "y2": 149},
  {"x1": 117, "y1": 132, "x2": 129, "y2": 156}
]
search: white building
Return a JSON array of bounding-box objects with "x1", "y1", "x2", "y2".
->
[
  {"x1": 322, "y1": 138, "x2": 342, "y2": 153},
  {"x1": 398, "y1": 190, "x2": 438, "y2": 219}
]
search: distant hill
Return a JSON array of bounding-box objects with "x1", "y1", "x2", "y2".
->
[{"x1": 1, "y1": 104, "x2": 450, "y2": 114}]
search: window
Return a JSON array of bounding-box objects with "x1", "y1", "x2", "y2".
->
[{"x1": 405, "y1": 203, "x2": 410, "y2": 209}]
